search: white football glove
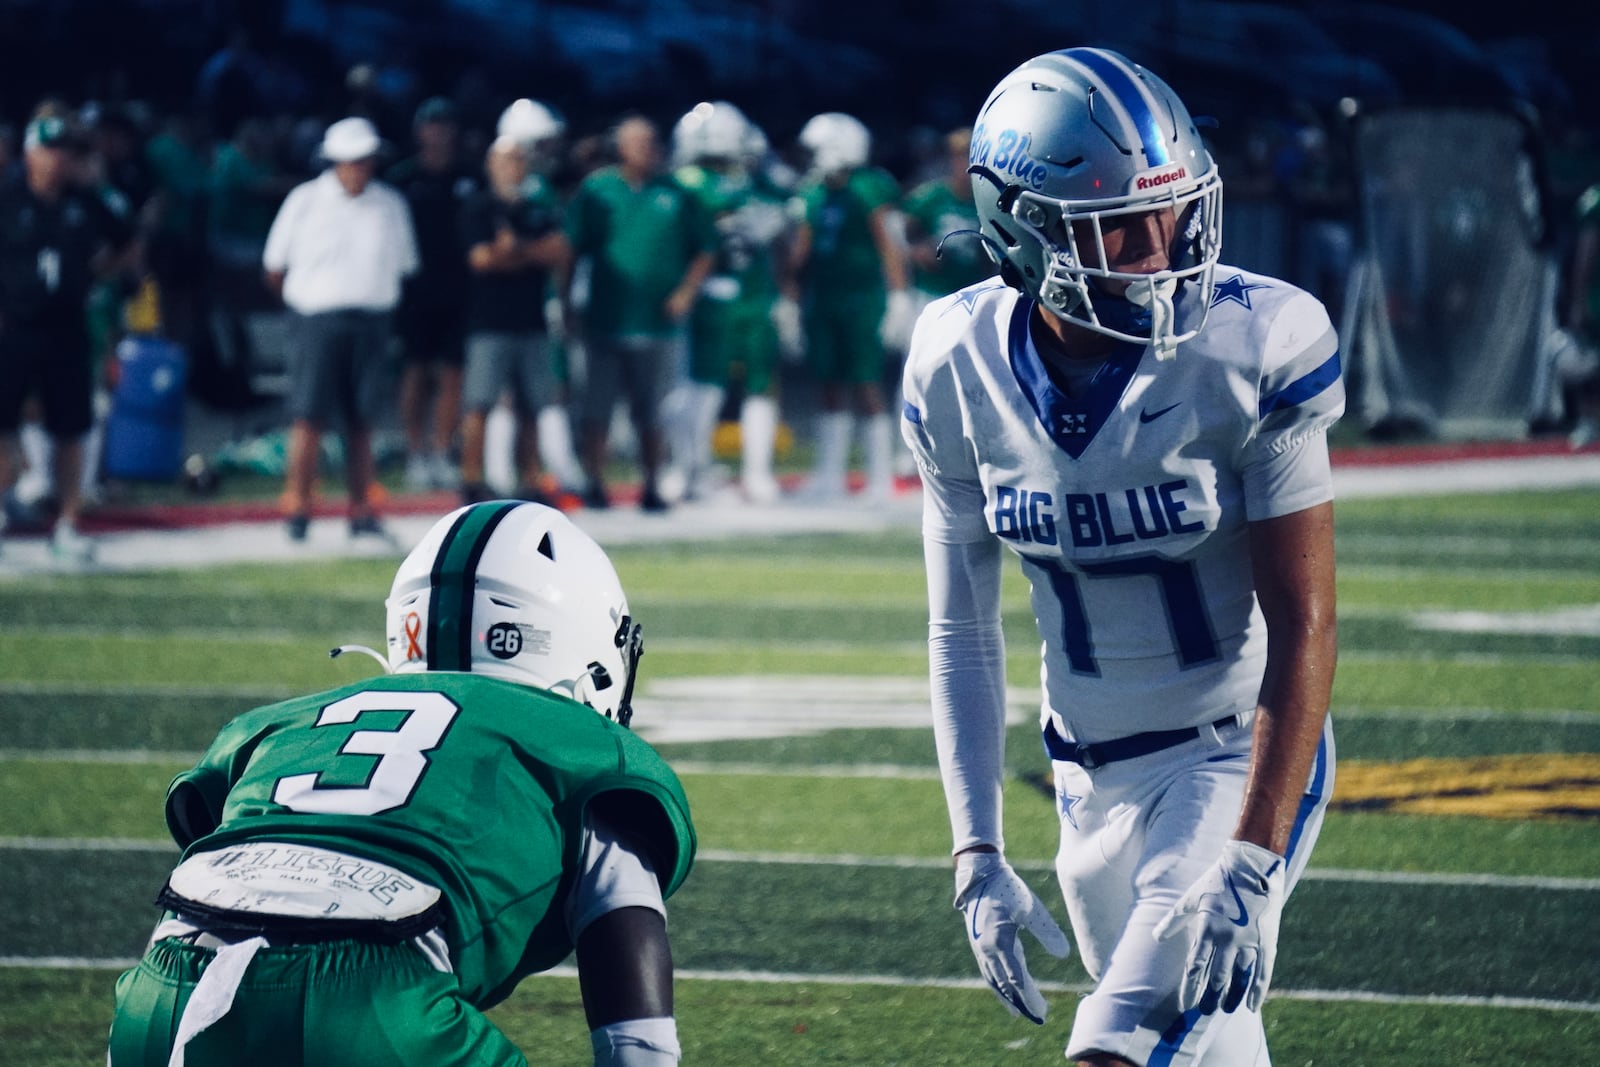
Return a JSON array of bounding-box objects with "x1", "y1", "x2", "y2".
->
[
  {"x1": 954, "y1": 851, "x2": 1072, "y2": 1024},
  {"x1": 878, "y1": 289, "x2": 917, "y2": 353},
  {"x1": 1152, "y1": 839, "x2": 1287, "y2": 1014},
  {"x1": 771, "y1": 297, "x2": 805, "y2": 363}
]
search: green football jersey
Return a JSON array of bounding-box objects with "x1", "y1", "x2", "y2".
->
[
  {"x1": 164, "y1": 673, "x2": 696, "y2": 1009},
  {"x1": 675, "y1": 164, "x2": 790, "y2": 304},
  {"x1": 794, "y1": 166, "x2": 901, "y2": 300},
  {"x1": 900, "y1": 178, "x2": 992, "y2": 297},
  {"x1": 567, "y1": 166, "x2": 716, "y2": 338}
]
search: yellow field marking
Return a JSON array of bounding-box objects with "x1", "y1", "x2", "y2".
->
[{"x1": 1333, "y1": 754, "x2": 1600, "y2": 820}]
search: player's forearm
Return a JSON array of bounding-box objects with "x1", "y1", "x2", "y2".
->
[
  {"x1": 929, "y1": 618, "x2": 1009, "y2": 852},
  {"x1": 1233, "y1": 623, "x2": 1336, "y2": 854},
  {"x1": 924, "y1": 537, "x2": 1010, "y2": 852},
  {"x1": 1236, "y1": 502, "x2": 1338, "y2": 854}
]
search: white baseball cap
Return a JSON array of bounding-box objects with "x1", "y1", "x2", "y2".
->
[{"x1": 320, "y1": 116, "x2": 382, "y2": 163}]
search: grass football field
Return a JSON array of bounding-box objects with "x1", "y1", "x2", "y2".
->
[{"x1": 2, "y1": 487, "x2": 1597, "y2": 1064}]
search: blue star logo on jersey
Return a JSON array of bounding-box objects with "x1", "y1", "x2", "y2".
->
[
  {"x1": 944, "y1": 284, "x2": 989, "y2": 319},
  {"x1": 1059, "y1": 788, "x2": 1082, "y2": 830},
  {"x1": 1210, "y1": 274, "x2": 1271, "y2": 310}
]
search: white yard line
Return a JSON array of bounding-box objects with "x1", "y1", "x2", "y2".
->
[
  {"x1": 2, "y1": 954, "x2": 1595, "y2": 1014},
  {"x1": 4, "y1": 836, "x2": 1596, "y2": 892}
]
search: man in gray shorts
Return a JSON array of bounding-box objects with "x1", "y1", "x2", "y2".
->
[
  {"x1": 458, "y1": 135, "x2": 572, "y2": 505},
  {"x1": 262, "y1": 117, "x2": 418, "y2": 541}
]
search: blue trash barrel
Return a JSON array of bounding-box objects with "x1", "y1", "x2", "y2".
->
[{"x1": 102, "y1": 336, "x2": 188, "y2": 480}]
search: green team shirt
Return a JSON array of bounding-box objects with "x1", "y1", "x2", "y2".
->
[
  {"x1": 567, "y1": 165, "x2": 716, "y2": 338},
  {"x1": 900, "y1": 178, "x2": 992, "y2": 297},
  {"x1": 164, "y1": 673, "x2": 696, "y2": 1009},
  {"x1": 793, "y1": 166, "x2": 901, "y2": 302}
]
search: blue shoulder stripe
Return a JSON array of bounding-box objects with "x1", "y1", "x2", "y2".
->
[{"x1": 1259, "y1": 351, "x2": 1342, "y2": 419}]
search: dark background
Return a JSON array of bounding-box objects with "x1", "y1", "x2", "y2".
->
[{"x1": 1, "y1": 0, "x2": 1594, "y2": 155}]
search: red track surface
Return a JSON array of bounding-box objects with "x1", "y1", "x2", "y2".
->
[{"x1": 43, "y1": 436, "x2": 1596, "y2": 536}]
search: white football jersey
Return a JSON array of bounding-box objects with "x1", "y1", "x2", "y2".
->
[{"x1": 902, "y1": 270, "x2": 1344, "y2": 741}]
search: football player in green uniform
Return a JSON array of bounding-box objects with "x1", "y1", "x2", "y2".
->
[
  {"x1": 781, "y1": 112, "x2": 914, "y2": 502},
  {"x1": 901, "y1": 127, "x2": 995, "y2": 310},
  {"x1": 109, "y1": 501, "x2": 696, "y2": 1066},
  {"x1": 669, "y1": 100, "x2": 795, "y2": 503}
]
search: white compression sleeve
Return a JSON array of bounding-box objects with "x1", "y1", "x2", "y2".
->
[
  {"x1": 565, "y1": 814, "x2": 667, "y2": 943},
  {"x1": 590, "y1": 1016, "x2": 680, "y2": 1066},
  {"x1": 924, "y1": 536, "x2": 1009, "y2": 852}
]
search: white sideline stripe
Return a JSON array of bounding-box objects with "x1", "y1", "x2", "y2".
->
[
  {"x1": 7, "y1": 695, "x2": 1600, "y2": 767},
  {"x1": 0, "y1": 837, "x2": 178, "y2": 852},
  {"x1": 1264, "y1": 988, "x2": 1600, "y2": 1014},
  {"x1": 676, "y1": 761, "x2": 942, "y2": 779},
  {"x1": 6, "y1": 955, "x2": 1594, "y2": 1014},
  {"x1": 6, "y1": 836, "x2": 1595, "y2": 893},
  {"x1": 0, "y1": 749, "x2": 198, "y2": 764},
  {"x1": 0, "y1": 682, "x2": 295, "y2": 698},
  {"x1": 689, "y1": 850, "x2": 1600, "y2": 891}
]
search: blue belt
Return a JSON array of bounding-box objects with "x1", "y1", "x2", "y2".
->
[{"x1": 1042, "y1": 714, "x2": 1244, "y2": 770}]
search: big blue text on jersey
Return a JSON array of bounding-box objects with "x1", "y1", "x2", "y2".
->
[{"x1": 992, "y1": 481, "x2": 1205, "y2": 547}]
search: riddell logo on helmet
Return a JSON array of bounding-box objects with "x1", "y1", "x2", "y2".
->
[{"x1": 1135, "y1": 166, "x2": 1187, "y2": 190}]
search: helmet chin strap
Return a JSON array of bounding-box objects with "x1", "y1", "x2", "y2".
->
[
  {"x1": 329, "y1": 645, "x2": 391, "y2": 670},
  {"x1": 1122, "y1": 275, "x2": 1180, "y2": 361}
]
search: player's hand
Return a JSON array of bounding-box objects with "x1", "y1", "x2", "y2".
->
[
  {"x1": 878, "y1": 289, "x2": 917, "y2": 353},
  {"x1": 954, "y1": 850, "x2": 1072, "y2": 1024},
  {"x1": 1152, "y1": 839, "x2": 1286, "y2": 1014},
  {"x1": 771, "y1": 297, "x2": 804, "y2": 363}
]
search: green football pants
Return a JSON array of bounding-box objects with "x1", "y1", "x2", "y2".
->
[{"x1": 109, "y1": 937, "x2": 527, "y2": 1066}]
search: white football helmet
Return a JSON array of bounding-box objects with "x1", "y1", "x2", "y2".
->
[
  {"x1": 969, "y1": 48, "x2": 1223, "y2": 357},
  {"x1": 385, "y1": 501, "x2": 644, "y2": 725},
  {"x1": 672, "y1": 100, "x2": 753, "y2": 168},
  {"x1": 798, "y1": 112, "x2": 870, "y2": 181},
  {"x1": 497, "y1": 98, "x2": 567, "y2": 172}
]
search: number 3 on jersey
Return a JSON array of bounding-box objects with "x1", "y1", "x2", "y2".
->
[{"x1": 274, "y1": 691, "x2": 460, "y2": 816}]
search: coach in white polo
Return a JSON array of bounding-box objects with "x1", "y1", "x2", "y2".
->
[{"x1": 263, "y1": 116, "x2": 419, "y2": 541}]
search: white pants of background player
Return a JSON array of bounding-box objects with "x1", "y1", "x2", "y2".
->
[{"x1": 1056, "y1": 715, "x2": 1334, "y2": 1065}]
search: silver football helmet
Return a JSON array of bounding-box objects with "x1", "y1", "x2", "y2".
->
[
  {"x1": 798, "y1": 111, "x2": 870, "y2": 182},
  {"x1": 969, "y1": 48, "x2": 1223, "y2": 357},
  {"x1": 385, "y1": 501, "x2": 644, "y2": 725},
  {"x1": 497, "y1": 98, "x2": 567, "y2": 174},
  {"x1": 672, "y1": 100, "x2": 754, "y2": 169}
]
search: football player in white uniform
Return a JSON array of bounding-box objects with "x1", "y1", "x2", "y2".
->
[{"x1": 900, "y1": 48, "x2": 1343, "y2": 1066}]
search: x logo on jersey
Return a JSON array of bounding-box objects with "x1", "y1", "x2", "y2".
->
[{"x1": 1211, "y1": 274, "x2": 1271, "y2": 310}]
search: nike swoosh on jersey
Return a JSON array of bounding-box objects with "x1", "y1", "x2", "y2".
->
[{"x1": 1139, "y1": 402, "x2": 1182, "y2": 423}]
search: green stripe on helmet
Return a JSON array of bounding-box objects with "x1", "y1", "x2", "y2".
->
[{"x1": 427, "y1": 501, "x2": 522, "y2": 671}]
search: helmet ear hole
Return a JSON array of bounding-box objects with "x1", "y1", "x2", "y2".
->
[
  {"x1": 537, "y1": 532, "x2": 554, "y2": 560},
  {"x1": 587, "y1": 662, "x2": 614, "y2": 691}
]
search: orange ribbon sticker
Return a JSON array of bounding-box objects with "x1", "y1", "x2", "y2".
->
[{"x1": 403, "y1": 612, "x2": 423, "y2": 661}]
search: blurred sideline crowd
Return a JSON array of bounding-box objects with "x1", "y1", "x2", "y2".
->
[
  {"x1": 4, "y1": 53, "x2": 1600, "y2": 563},
  {"x1": 0, "y1": 79, "x2": 1007, "y2": 558}
]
